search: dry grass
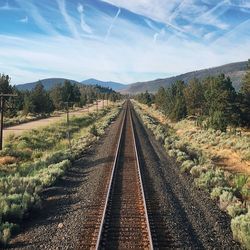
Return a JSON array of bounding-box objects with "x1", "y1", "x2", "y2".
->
[{"x1": 0, "y1": 156, "x2": 17, "y2": 165}]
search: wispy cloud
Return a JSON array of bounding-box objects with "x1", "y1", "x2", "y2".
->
[
  {"x1": 18, "y1": 16, "x2": 28, "y2": 23},
  {"x1": 105, "y1": 8, "x2": 121, "y2": 41},
  {"x1": 15, "y1": 0, "x2": 58, "y2": 35},
  {"x1": 194, "y1": 0, "x2": 230, "y2": 30},
  {"x1": 77, "y1": 3, "x2": 92, "y2": 34},
  {"x1": 0, "y1": 0, "x2": 18, "y2": 11},
  {"x1": 57, "y1": 0, "x2": 80, "y2": 38}
]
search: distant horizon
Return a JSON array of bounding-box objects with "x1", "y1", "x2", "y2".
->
[
  {"x1": 1, "y1": 0, "x2": 250, "y2": 85},
  {"x1": 13, "y1": 59, "x2": 247, "y2": 86}
]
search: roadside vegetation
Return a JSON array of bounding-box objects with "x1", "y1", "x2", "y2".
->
[
  {"x1": 133, "y1": 60, "x2": 250, "y2": 249},
  {"x1": 133, "y1": 101, "x2": 249, "y2": 249},
  {"x1": 0, "y1": 74, "x2": 121, "y2": 127},
  {"x1": 0, "y1": 75, "x2": 123, "y2": 245},
  {"x1": 136, "y1": 59, "x2": 250, "y2": 131}
]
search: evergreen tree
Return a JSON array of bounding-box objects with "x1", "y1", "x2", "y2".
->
[
  {"x1": 136, "y1": 91, "x2": 152, "y2": 106},
  {"x1": 61, "y1": 80, "x2": 80, "y2": 104},
  {"x1": 170, "y1": 80, "x2": 187, "y2": 121},
  {"x1": 239, "y1": 59, "x2": 250, "y2": 126},
  {"x1": 155, "y1": 87, "x2": 167, "y2": 114},
  {"x1": 0, "y1": 74, "x2": 12, "y2": 94},
  {"x1": 204, "y1": 74, "x2": 237, "y2": 131},
  {"x1": 50, "y1": 84, "x2": 64, "y2": 109},
  {"x1": 184, "y1": 78, "x2": 205, "y2": 116},
  {"x1": 30, "y1": 82, "x2": 54, "y2": 114},
  {"x1": 23, "y1": 94, "x2": 34, "y2": 115}
]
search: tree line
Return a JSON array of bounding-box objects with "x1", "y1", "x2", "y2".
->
[
  {"x1": 136, "y1": 60, "x2": 250, "y2": 131},
  {"x1": 0, "y1": 76, "x2": 121, "y2": 117}
]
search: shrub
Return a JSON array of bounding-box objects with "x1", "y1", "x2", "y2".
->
[
  {"x1": 210, "y1": 186, "x2": 224, "y2": 201},
  {"x1": 227, "y1": 203, "x2": 247, "y2": 218},
  {"x1": 195, "y1": 169, "x2": 227, "y2": 191},
  {"x1": 233, "y1": 175, "x2": 249, "y2": 199},
  {"x1": 168, "y1": 150, "x2": 176, "y2": 158},
  {"x1": 219, "y1": 190, "x2": 238, "y2": 211},
  {"x1": 231, "y1": 211, "x2": 250, "y2": 249},
  {"x1": 90, "y1": 124, "x2": 98, "y2": 136},
  {"x1": 0, "y1": 222, "x2": 17, "y2": 246},
  {"x1": 180, "y1": 160, "x2": 195, "y2": 173},
  {"x1": 190, "y1": 165, "x2": 206, "y2": 178}
]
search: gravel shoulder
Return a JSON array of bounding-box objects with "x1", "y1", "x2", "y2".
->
[
  {"x1": 131, "y1": 106, "x2": 241, "y2": 249},
  {"x1": 8, "y1": 105, "x2": 124, "y2": 250}
]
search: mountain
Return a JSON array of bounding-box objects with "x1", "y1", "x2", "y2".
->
[
  {"x1": 81, "y1": 78, "x2": 126, "y2": 91},
  {"x1": 122, "y1": 61, "x2": 247, "y2": 94},
  {"x1": 16, "y1": 78, "x2": 79, "y2": 91}
]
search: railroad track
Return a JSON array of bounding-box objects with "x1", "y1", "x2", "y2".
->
[{"x1": 79, "y1": 101, "x2": 172, "y2": 249}]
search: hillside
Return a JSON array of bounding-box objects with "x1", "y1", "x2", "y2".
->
[
  {"x1": 123, "y1": 61, "x2": 247, "y2": 94},
  {"x1": 16, "y1": 78, "x2": 79, "y2": 91},
  {"x1": 81, "y1": 78, "x2": 126, "y2": 91}
]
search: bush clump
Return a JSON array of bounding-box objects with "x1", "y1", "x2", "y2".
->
[
  {"x1": 231, "y1": 211, "x2": 250, "y2": 249},
  {"x1": 195, "y1": 169, "x2": 227, "y2": 191}
]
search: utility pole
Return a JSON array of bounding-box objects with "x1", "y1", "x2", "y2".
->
[
  {"x1": 62, "y1": 101, "x2": 74, "y2": 151},
  {"x1": 0, "y1": 93, "x2": 17, "y2": 150},
  {"x1": 66, "y1": 102, "x2": 71, "y2": 151}
]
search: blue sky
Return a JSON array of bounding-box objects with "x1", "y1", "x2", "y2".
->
[{"x1": 0, "y1": 0, "x2": 249, "y2": 85}]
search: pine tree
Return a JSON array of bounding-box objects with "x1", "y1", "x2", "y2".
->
[
  {"x1": 49, "y1": 84, "x2": 64, "y2": 109},
  {"x1": 204, "y1": 74, "x2": 237, "y2": 131},
  {"x1": 155, "y1": 87, "x2": 167, "y2": 114},
  {"x1": 30, "y1": 82, "x2": 54, "y2": 114},
  {"x1": 184, "y1": 78, "x2": 205, "y2": 116},
  {"x1": 239, "y1": 59, "x2": 250, "y2": 126},
  {"x1": 62, "y1": 80, "x2": 80, "y2": 104},
  {"x1": 170, "y1": 80, "x2": 187, "y2": 121},
  {"x1": 0, "y1": 74, "x2": 12, "y2": 94}
]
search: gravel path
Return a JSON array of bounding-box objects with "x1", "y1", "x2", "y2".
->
[
  {"x1": 131, "y1": 106, "x2": 241, "y2": 249},
  {"x1": 8, "y1": 106, "x2": 125, "y2": 250}
]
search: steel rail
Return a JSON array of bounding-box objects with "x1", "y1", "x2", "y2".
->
[
  {"x1": 95, "y1": 104, "x2": 127, "y2": 249},
  {"x1": 129, "y1": 106, "x2": 154, "y2": 250}
]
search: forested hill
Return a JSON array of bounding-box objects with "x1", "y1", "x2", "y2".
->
[
  {"x1": 16, "y1": 78, "x2": 79, "y2": 91},
  {"x1": 123, "y1": 61, "x2": 247, "y2": 94},
  {"x1": 81, "y1": 78, "x2": 126, "y2": 91},
  {"x1": 16, "y1": 78, "x2": 126, "y2": 91}
]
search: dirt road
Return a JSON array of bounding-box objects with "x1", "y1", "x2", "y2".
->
[{"x1": 3, "y1": 101, "x2": 107, "y2": 140}]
